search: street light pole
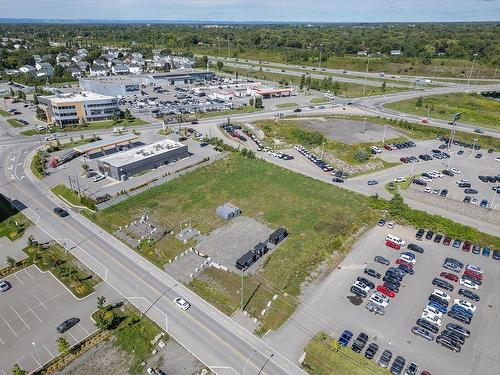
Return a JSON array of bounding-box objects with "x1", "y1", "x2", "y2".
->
[
  {"x1": 243, "y1": 350, "x2": 257, "y2": 375},
  {"x1": 382, "y1": 125, "x2": 387, "y2": 144},
  {"x1": 240, "y1": 269, "x2": 244, "y2": 311},
  {"x1": 32, "y1": 342, "x2": 42, "y2": 368},
  {"x1": 318, "y1": 43, "x2": 323, "y2": 70},
  {"x1": 362, "y1": 57, "x2": 370, "y2": 96},
  {"x1": 467, "y1": 53, "x2": 478, "y2": 86},
  {"x1": 447, "y1": 113, "x2": 462, "y2": 150},
  {"x1": 258, "y1": 354, "x2": 274, "y2": 374}
]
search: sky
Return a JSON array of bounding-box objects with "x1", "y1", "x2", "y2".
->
[{"x1": 2, "y1": 0, "x2": 500, "y2": 22}]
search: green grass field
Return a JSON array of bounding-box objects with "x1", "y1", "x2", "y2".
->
[
  {"x1": 310, "y1": 98, "x2": 330, "y2": 104},
  {"x1": 276, "y1": 102, "x2": 299, "y2": 108},
  {"x1": 0, "y1": 194, "x2": 31, "y2": 240},
  {"x1": 92, "y1": 155, "x2": 376, "y2": 331},
  {"x1": 385, "y1": 93, "x2": 500, "y2": 129},
  {"x1": 303, "y1": 332, "x2": 389, "y2": 375},
  {"x1": 198, "y1": 106, "x2": 262, "y2": 119},
  {"x1": 7, "y1": 118, "x2": 22, "y2": 128},
  {"x1": 0, "y1": 109, "x2": 11, "y2": 117},
  {"x1": 21, "y1": 118, "x2": 147, "y2": 136}
]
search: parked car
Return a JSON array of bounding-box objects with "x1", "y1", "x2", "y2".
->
[
  {"x1": 378, "y1": 350, "x2": 393, "y2": 368},
  {"x1": 390, "y1": 356, "x2": 405, "y2": 375},
  {"x1": 57, "y1": 317, "x2": 80, "y2": 333},
  {"x1": 374, "y1": 255, "x2": 390, "y2": 265},
  {"x1": 446, "y1": 323, "x2": 470, "y2": 338},
  {"x1": 376, "y1": 285, "x2": 396, "y2": 298},
  {"x1": 357, "y1": 277, "x2": 375, "y2": 289},
  {"x1": 440, "y1": 272, "x2": 459, "y2": 282},
  {"x1": 364, "y1": 268, "x2": 381, "y2": 279},
  {"x1": 436, "y1": 335, "x2": 461, "y2": 352},
  {"x1": 407, "y1": 243, "x2": 424, "y2": 253},
  {"x1": 432, "y1": 278, "x2": 454, "y2": 291},
  {"x1": 415, "y1": 228, "x2": 425, "y2": 240},
  {"x1": 452, "y1": 239, "x2": 462, "y2": 248},
  {"x1": 459, "y1": 278, "x2": 479, "y2": 290},
  {"x1": 443, "y1": 236, "x2": 452, "y2": 246},
  {"x1": 404, "y1": 362, "x2": 419, "y2": 375},
  {"x1": 0, "y1": 280, "x2": 12, "y2": 292},
  {"x1": 338, "y1": 330, "x2": 353, "y2": 346},
  {"x1": 351, "y1": 332, "x2": 369, "y2": 353},
  {"x1": 411, "y1": 326, "x2": 434, "y2": 341},
  {"x1": 416, "y1": 317, "x2": 439, "y2": 334},
  {"x1": 364, "y1": 343, "x2": 379, "y2": 359}
]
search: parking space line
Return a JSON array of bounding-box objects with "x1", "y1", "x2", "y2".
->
[
  {"x1": 67, "y1": 331, "x2": 78, "y2": 343},
  {"x1": 9, "y1": 305, "x2": 30, "y2": 330},
  {"x1": 31, "y1": 292, "x2": 50, "y2": 312},
  {"x1": 43, "y1": 344, "x2": 54, "y2": 358},
  {"x1": 0, "y1": 336, "x2": 5, "y2": 345},
  {"x1": 2, "y1": 368, "x2": 7, "y2": 375},
  {"x1": 13, "y1": 273, "x2": 24, "y2": 284},
  {"x1": 22, "y1": 299, "x2": 43, "y2": 323},
  {"x1": 78, "y1": 322, "x2": 89, "y2": 335},
  {"x1": 24, "y1": 268, "x2": 35, "y2": 279},
  {"x1": 0, "y1": 313, "x2": 18, "y2": 337},
  {"x1": 29, "y1": 352, "x2": 41, "y2": 367}
]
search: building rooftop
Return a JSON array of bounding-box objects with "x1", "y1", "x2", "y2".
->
[
  {"x1": 74, "y1": 134, "x2": 139, "y2": 154},
  {"x1": 41, "y1": 91, "x2": 117, "y2": 104},
  {"x1": 99, "y1": 139, "x2": 186, "y2": 167}
]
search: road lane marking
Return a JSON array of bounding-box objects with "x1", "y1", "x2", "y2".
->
[
  {"x1": 43, "y1": 344, "x2": 54, "y2": 358},
  {"x1": 24, "y1": 268, "x2": 35, "y2": 279},
  {"x1": 0, "y1": 313, "x2": 18, "y2": 337},
  {"x1": 77, "y1": 322, "x2": 89, "y2": 335},
  {"x1": 22, "y1": 299, "x2": 43, "y2": 323},
  {"x1": 29, "y1": 352, "x2": 41, "y2": 367},
  {"x1": 13, "y1": 273, "x2": 24, "y2": 284},
  {"x1": 68, "y1": 331, "x2": 78, "y2": 343},
  {"x1": 0, "y1": 336, "x2": 5, "y2": 345},
  {"x1": 32, "y1": 292, "x2": 49, "y2": 312},
  {"x1": 10, "y1": 305, "x2": 30, "y2": 330}
]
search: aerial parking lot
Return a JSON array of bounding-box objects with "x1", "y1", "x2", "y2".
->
[{"x1": 0, "y1": 266, "x2": 117, "y2": 375}]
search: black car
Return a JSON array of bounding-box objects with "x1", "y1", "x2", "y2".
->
[
  {"x1": 432, "y1": 278, "x2": 454, "y2": 291},
  {"x1": 458, "y1": 288, "x2": 481, "y2": 302},
  {"x1": 383, "y1": 281, "x2": 399, "y2": 293},
  {"x1": 440, "y1": 189, "x2": 448, "y2": 197},
  {"x1": 433, "y1": 234, "x2": 443, "y2": 243},
  {"x1": 357, "y1": 277, "x2": 375, "y2": 289},
  {"x1": 425, "y1": 230, "x2": 434, "y2": 240},
  {"x1": 407, "y1": 243, "x2": 424, "y2": 253},
  {"x1": 416, "y1": 318, "x2": 439, "y2": 334},
  {"x1": 463, "y1": 196, "x2": 471, "y2": 203},
  {"x1": 461, "y1": 273, "x2": 482, "y2": 286},
  {"x1": 436, "y1": 335, "x2": 461, "y2": 352},
  {"x1": 446, "y1": 323, "x2": 470, "y2": 338},
  {"x1": 390, "y1": 355, "x2": 405, "y2": 375},
  {"x1": 440, "y1": 330, "x2": 465, "y2": 345},
  {"x1": 53, "y1": 207, "x2": 69, "y2": 217},
  {"x1": 364, "y1": 343, "x2": 379, "y2": 359},
  {"x1": 332, "y1": 177, "x2": 344, "y2": 183},
  {"x1": 429, "y1": 294, "x2": 449, "y2": 307},
  {"x1": 364, "y1": 268, "x2": 381, "y2": 279},
  {"x1": 57, "y1": 317, "x2": 80, "y2": 333},
  {"x1": 442, "y1": 170, "x2": 454, "y2": 177},
  {"x1": 378, "y1": 350, "x2": 393, "y2": 368},
  {"x1": 445, "y1": 257, "x2": 464, "y2": 268},
  {"x1": 398, "y1": 264, "x2": 414, "y2": 275},
  {"x1": 387, "y1": 267, "x2": 405, "y2": 279},
  {"x1": 415, "y1": 229, "x2": 425, "y2": 240},
  {"x1": 464, "y1": 189, "x2": 478, "y2": 194},
  {"x1": 493, "y1": 250, "x2": 500, "y2": 260},
  {"x1": 350, "y1": 285, "x2": 368, "y2": 298},
  {"x1": 351, "y1": 332, "x2": 369, "y2": 353},
  {"x1": 383, "y1": 275, "x2": 401, "y2": 287},
  {"x1": 374, "y1": 255, "x2": 390, "y2": 265},
  {"x1": 448, "y1": 310, "x2": 471, "y2": 325},
  {"x1": 458, "y1": 182, "x2": 471, "y2": 188},
  {"x1": 293, "y1": 108, "x2": 302, "y2": 113}
]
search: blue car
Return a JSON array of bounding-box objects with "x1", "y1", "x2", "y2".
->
[
  {"x1": 339, "y1": 330, "x2": 353, "y2": 347},
  {"x1": 427, "y1": 301, "x2": 448, "y2": 314},
  {"x1": 482, "y1": 247, "x2": 491, "y2": 257},
  {"x1": 480, "y1": 199, "x2": 488, "y2": 208},
  {"x1": 401, "y1": 251, "x2": 416, "y2": 260},
  {"x1": 451, "y1": 305, "x2": 473, "y2": 318},
  {"x1": 452, "y1": 239, "x2": 462, "y2": 248}
]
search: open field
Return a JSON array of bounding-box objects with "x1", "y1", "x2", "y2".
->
[
  {"x1": 91, "y1": 155, "x2": 376, "y2": 331},
  {"x1": 302, "y1": 332, "x2": 388, "y2": 375},
  {"x1": 7, "y1": 118, "x2": 22, "y2": 127},
  {"x1": 0, "y1": 194, "x2": 31, "y2": 240},
  {"x1": 276, "y1": 102, "x2": 299, "y2": 108},
  {"x1": 385, "y1": 93, "x2": 500, "y2": 129}
]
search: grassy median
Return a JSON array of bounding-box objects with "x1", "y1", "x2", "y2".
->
[{"x1": 0, "y1": 194, "x2": 31, "y2": 240}]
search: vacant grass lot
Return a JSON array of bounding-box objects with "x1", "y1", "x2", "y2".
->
[
  {"x1": 303, "y1": 332, "x2": 389, "y2": 375},
  {"x1": 92, "y1": 155, "x2": 376, "y2": 331},
  {"x1": 198, "y1": 106, "x2": 262, "y2": 119},
  {"x1": 0, "y1": 109, "x2": 11, "y2": 116},
  {"x1": 276, "y1": 102, "x2": 299, "y2": 108},
  {"x1": 0, "y1": 194, "x2": 31, "y2": 240},
  {"x1": 7, "y1": 118, "x2": 22, "y2": 127},
  {"x1": 21, "y1": 118, "x2": 147, "y2": 136},
  {"x1": 385, "y1": 93, "x2": 500, "y2": 129}
]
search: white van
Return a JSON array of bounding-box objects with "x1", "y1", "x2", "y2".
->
[{"x1": 385, "y1": 234, "x2": 406, "y2": 246}]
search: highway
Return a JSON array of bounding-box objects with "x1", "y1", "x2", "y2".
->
[{"x1": 0, "y1": 135, "x2": 307, "y2": 375}]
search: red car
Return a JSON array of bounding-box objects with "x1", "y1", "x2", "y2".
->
[
  {"x1": 400, "y1": 157, "x2": 409, "y2": 163},
  {"x1": 384, "y1": 144, "x2": 392, "y2": 151},
  {"x1": 385, "y1": 240, "x2": 401, "y2": 250},
  {"x1": 462, "y1": 241, "x2": 472, "y2": 252},
  {"x1": 396, "y1": 258, "x2": 413, "y2": 268},
  {"x1": 443, "y1": 236, "x2": 452, "y2": 246},
  {"x1": 440, "y1": 272, "x2": 459, "y2": 282},
  {"x1": 377, "y1": 285, "x2": 396, "y2": 298},
  {"x1": 464, "y1": 269, "x2": 483, "y2": 280}
]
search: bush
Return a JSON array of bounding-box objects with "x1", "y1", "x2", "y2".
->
[{"x1": 354, "y1": 147, "x2": 369, "y2": 162}]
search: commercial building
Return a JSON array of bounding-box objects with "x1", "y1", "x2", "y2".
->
[
  {"x1": 97, "y1": 139, "x2": 189, "y2": 180},
  {"x1": 216, "y1": 203, "x2": 241, "y2": 220},
  {"x1": 38, "y1": 92, "x2": 119, "y2": 127},
  {"x1": 142, "y1": 70, "x2": 215, "y2": 86},
  {"x1": 80, "y1": 76, "x2": 142, "y2": 97},
  {"x1": 247, "y1": 85, "x2": 295, "y2": 98}
]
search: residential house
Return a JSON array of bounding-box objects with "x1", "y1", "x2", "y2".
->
[
  {"x1": 77, "y1": 48, "x2": 88, "y2": 56},
  {"x1": 93, "y1": 59, "x2": 107, "y2": 67},
  {"x1": 76, "y1": 61, "x2": 90, "y2": 71},
  {"x1": 57, "y1": 61, "x2": 72, "y2": 68},
  {"x1": 33, "y1": 54, "x2": 42, "y2": 63},
  {"x1": 128, "y1": 63, "x2": 143, "y2": 75},
  {"x1": 71, "y1": 55, "x2": 83, "y2": 63},
  {"x1": 390, "y1": 49, "x2": 402, "y2": 56},
  {"x1": 69, "y1": 67, "x2": 82, "y2": 78},
  {"x1": 89, "y1": 66, "x2": 109, "y2": 77},
  {"x1": 112, "y1": 64, "x2": 129, "y2": 75},
  {"x1": 19, "y1": 65, "x2": 36, "y2": 74},
  {"x1": 35, "y1": 62, "x2": 54, "y2": 77}
]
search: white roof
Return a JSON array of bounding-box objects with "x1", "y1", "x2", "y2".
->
[{"x1": 41, "y1": 91, "x2": 116, "y2": 104}]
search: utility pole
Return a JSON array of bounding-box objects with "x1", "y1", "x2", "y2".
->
[
  {"x1": 318, "y1": 43, "x2": 323, "y2": 70},
  {"x1": 240, "y1": 269, "x2": 244, "y2": 311},
  {"x1": 382, "y1": 125, "x2": 387, "y2": 144},
  {"x1": 362, "y1": 117, "x2": 367, "y2": 134},
  {"x1": 490, "y1": 187, "x2": 497, "y2": 211},
  {"x1": 467, "y1": 53, "x2": 478, "y2": 86},
  {"x1": 471, "y1": 138, "x2": 478, "y2": 156},
  {"x1": 362, "y1": 57, "x2": 370, "y2": 96},
  {"x1": 447, "y1": 113, "x2": 462, "y2": 150}
]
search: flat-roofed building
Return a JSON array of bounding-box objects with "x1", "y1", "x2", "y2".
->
[
  {"x1": 38, "y1": 92, "x2": 119, "y2": 127},
  {"x1": 97, "y1": 139, "x2": 189, "y2": 180}
]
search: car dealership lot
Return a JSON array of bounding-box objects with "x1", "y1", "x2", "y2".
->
[
  {"x1": 267, "y1": 224, "x2": 499, "y2": 375},
  {"x1": 0, "y1": 266, "x2": 117, "y2": 374}
]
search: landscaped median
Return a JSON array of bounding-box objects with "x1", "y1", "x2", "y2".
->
[
  {"x1": 0, "y1": 194, "x2": 31, "y2": 240},
  {"x1": 51, "y1": 184, "x2": 96, "y2": 211},
  {"x1": 302, "y1": 332, "x2": 388, "y2": 375},
  {"x1": 21, "y1": 118, "x2": 147, "y2": 136}
]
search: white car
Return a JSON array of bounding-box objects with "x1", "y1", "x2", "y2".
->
[
  {"x1": 0, "y1": 280, "x2": 11, "y2": 292},
  {"x1": 421, "y1": 311, "x2": 442, "y2": 326},
  {"x1": 460, "y1": 278, "x2": 479, "y2": 290},
  {"x1": 428, "y1": 172, "x2": 438, "y2": 179},
  {"x1": 399, "y1": 113, "x2": 407, "y2": 117},
  {"x1": 431, "y1": 170, "x2": 443, "y2": 178},
  {"x1": 451, "y1": 168, "x2": 461, "y2": 174},
  {"x1": 353, "y1": 280, "x2": 370, "y2": 293},
  {"x1": 424, "y1": 186, "x2": 432, "y2": 193},
  {"x1": 471, "y1": 198, "x2": 479, "y2": 205},
  {"x1": 394, "y1": 176, "x2": 406, "y2": 183},
  {"x1": 457, "y1": 179, "x2": 470, "y2": 185},
  {"x1": 369, "y1": 291, "x2": 389, "y2": 307},
  {"x1": 465, "y1": 264, "x2": 483, "y2": 275},
  {"x1": 173, "y1": 297, "x2": 191, "y2": 310},
  {"x1": 387, "y1": 221, "x2": 395, "y2": 229},
  {"x1": 453, "y1": 299, "x2": 476, "y2": 312},
  {"x1": 92, "y1": 175, "x2": 105, "y2": 182},
  {"x1": 400, "y1": 254, "x2": 416, "y2": 264},
  {"x1": 420, "y1": 177, "x2": 431, "y2": 183},
  {"x1": 423, "y1": 305, "x2": 443, "y2": 317},
  {"x1": 432, "y1": 289, "x2": 451, "y2": 301}
]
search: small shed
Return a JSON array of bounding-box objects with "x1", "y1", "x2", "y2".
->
[
  {"x1": 253, "y1": 242, "x2": 269, "y2": 256},
  {"x1": 269, "y1": 228, "x2": 288, "y2": 245},
  {"x1": 236, "y1": 251, "x2": 256, "y2": 270},
  {"x1": 216, "y1": 202, "x2": 241, "y2": 220}
]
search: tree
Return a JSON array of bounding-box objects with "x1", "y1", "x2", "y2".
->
[
  {"x1": 354, "y1": 147, "x2": 369, "y2": 162},
  {"x1": 249, "y1": 97, "x2": 254, "y2": 107},
  {"x1": 415, "y1": 96, "x2": 423, "y2": 108},
  {"x1": 33, "y1": 93, "x2": 38, "y2": 105},
  {"x1": 12, "y1": 364, "x2": 26, "y2": 375},
  {"x1": 97, "y1": 295, "x2": 106, "y2": 310},
  {"x1": 216, "y1": 61, "x2": 224, "y2": 71},
  {"x1": 124, "y1": 108, "x2": 131, "y2": 123},
  {"x1": 381, "y1": 82, "x2": 386, "y2": 92},
  {"x1": 299, "y1": 74, "x2": 305, "y2": 90},
  {"x1": 112, "y1": 111, "x2": 119, "y2": 124},
  {"x1": 254, "y1": 96, "x2": 263, "y2": 108},
  {"x1": 9, "y1": 88, "x2": 14, "y2": 97},
  {"x1": 56, "y1": 336, "x2": 70, "y2": 354},
  {"x1": 6, "y1": 256, "x2": 17, "y2": 267}
]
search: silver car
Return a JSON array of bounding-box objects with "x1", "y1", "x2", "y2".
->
[
  {"x1": 0, "y1": 280, "x2": 11, "y2": 292},
  {"x1": 411, "y1": 326, "x2": 434, "y2": 341}
]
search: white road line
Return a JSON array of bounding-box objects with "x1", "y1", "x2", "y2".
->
[
  {"x1": 43, "y1": 344, "x2": 54, "y2": 358},
  {"x1": 77, "y1": 322, "x2": 89, "y2": 335},
  {"x1": 9, "y1": 304, "x2": 30, "y2": 330},
  {"x1": 13, "y1": 273, "x2": 24, "y2": 284},
  {"x1": 32, "y1": 292, "x2": 49, "y2": 312},
  {"x1": 68, "y1": 331, "x2": 78, "y2": 343},
  {"x1": 24, "y1": 268, "x2": 35, "y2": 279},
  {"x1": 0, "y1": 336, "x2": 5, "y2": 345},
  {"x1": 29, "y1": 352, "x2": 41, "y2": 367},
  {"x1": 0, "y1": 313, "x2": 18, "y2": 337},
  {"x1": 2, "y1": 368, "x2": 7, "y2": 375},
  {"x1": 22, "y1": 299, "x2": 43, "y2": 323}
]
